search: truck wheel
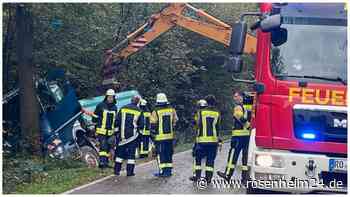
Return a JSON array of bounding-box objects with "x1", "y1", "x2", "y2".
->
[{"x1": 80, "y1": 146, "x2": 99, "y2": 168}]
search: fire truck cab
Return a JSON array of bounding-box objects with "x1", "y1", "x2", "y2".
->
[{"x1": 230, "y1": 3, "x2": 347, "y2": 193}]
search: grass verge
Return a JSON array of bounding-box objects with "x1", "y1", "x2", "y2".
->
[{"x1": 6, "y1": 135, "x2": 231, "y2": 194}]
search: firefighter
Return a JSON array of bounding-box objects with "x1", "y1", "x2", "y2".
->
[
  {"x1": 150, "y1": 93, "x2": 178, "y2": 177},
  {"x1": 114, "y1": 96, "x2": 144, "y2": 176},
  {"x1": 92, "y1": 89, "x2": 118, "y2": 169},
  {"x1": 217, "y1": 91, "x2": 251, "y2": 182},
  {"x1": 189, "y1": 96, "x2": 222, "y2": 183},
  {"x1": 190, "y1": 99, "x2": 207, "y2": 179},
  {"x1": 139, "y1": 99, "x2": 151, "y2": 158}
]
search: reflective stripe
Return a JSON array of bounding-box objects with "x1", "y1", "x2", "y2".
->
[
  {"x1": 155, "y1": 108, "x2": 174, "y2": 141},
  {"x1": 226, "y1": 149, "x2": 235, "y2": 175},
  {"x1": 228, "y1": 149, "x2": 234, "y2": 166},
  {"x1": 205, "y1": 166, "x2": 214, "y2": 172},
  {"x1": 159, "y1": 163, "x2": 173, "y2": 169},
  {"x1": 140, "y1": 150, "x2": 149, "y2": 154},
  {"x1": 107, "y1": 129, "x2": 114, "y2": 136},
  {"x1": 121, "y1": 109, "x2": 126, "y2": 140},
  {"x1": 243, "y1": 104, "x2": 252, "y2": 111},
  {"x1": 241, "y1": 165, "x2": 249, "y2": 171},
  {"x1": 143, "y1": 130, "x2": 151, "y2": 135},
  {"x1": 135, "y1": 148, "x2": 139, "y2": 158},
  {"x1": 121, "y1": 108, "x2": 141, "y2": 140},
  {"x1": 197, "y1": 110, "x2": 219, "y2": 143},
  {"x1": 101, "y1": 111, "x2": 107, "y2": 130},
  {"x1": 194, "y1": 165, "x2": 202, "y2": 170},
  {"x1": 196, "y1": 136, "x2": 218, "y2": 143},
  {"x1": 227, "y1": 164, "x2": 235, "y2": 170},
  {"x1": 144, "y1": 112, "x2": 151, "y2": 117},
  {"x1": 157, "y1": 155, "x2": 162, "y2": 173},
  {"x1": 101, "y1": 110, "x2": 116, "y2": 130},
  {"x1": 99, "y1": 151, "x2": 109, "y2": 157},
  {"x1": 115, "y1": 157, "x2": 123, "y2": 163},
  {"x1": 96, "y1": 128, "x2": 107, "y2": 135},
  {"x1": 143, "y1": 112, "x2": 151, "y2": 135},
  {"x1": 96, "y1": 109, "x2": 116, "y2": 136},
  {"x1": 96, "y1": 128, "x2": 114, "y2": 136},
  {"x1": 155, "y1": 133, "x2": 173, "y2": 141},
  {"x1": 118, "y1": 133, "x2": 139, "y2": 146},
  {"x1": 232, "y1": 129, "x2": 250, "y2": 136},
  {"x1": 127, "y1": 159, "x2": 136, "y2": 164},
  {"x1": 192, "y1": 159, "x2": 196, "y2": 174},
  {"x1": 140, "y1": 142, "x2": 149, "y2": 154},
  {"x1": 123, "y1": 108, "x2": 141, "y2": 116}
]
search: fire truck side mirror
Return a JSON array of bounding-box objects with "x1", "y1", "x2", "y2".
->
[
  {"x1": 230, "y1": 22, "x2": 247, "y2": 55},
  {"x1": 225, "y1": 55, "x2": 243, "y2": 73},
  {"x1": 260, "y1": 14, "x2": 281, "y2": 32},
  {"x1": 226, "y1": 22, "x2": 247, "y2": 73}
]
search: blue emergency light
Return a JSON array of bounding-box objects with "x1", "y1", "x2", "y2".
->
[{"x1": 301, "y1": 133, "x2": 316, "y2": 140}]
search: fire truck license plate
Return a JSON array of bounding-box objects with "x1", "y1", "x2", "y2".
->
[{"x1": 329, "y1": 159, "x2": 347, "y2": 172}]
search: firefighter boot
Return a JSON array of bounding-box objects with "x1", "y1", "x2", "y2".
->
[
  {"x1": 205, "y1": 171, "x2": 213, "y2": 184},
  {"x1": 217, "y1": 171, "x2": 231, "y2": 182},
  {"x1": 126, "y1": 163, "x2": 135, "y2": 176},
  {"x1": 99, "y1": 156, "x2": 107, "y2": 169},
  {"x1": 114, "y1": 162, "x2": 122, "y2": 176},
  {"x1": 241, "y1": 170, "x2": 250, "y2": 186},
  {"x1": 189, "y1": 176, "x2": 198, "y2": 182},
  {"x1": 189, "y1": 169, "x2": 201, "y2": 182},
  {"x1": 153, "y1": 172, "x2": 164, "y2": 177},
  {"x1": 162, "y1": 168, "x2": 172, "y2": 177}
]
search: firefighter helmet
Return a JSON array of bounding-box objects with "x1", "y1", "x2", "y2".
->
[
  {"x1": 156, "y1": 93, "x2": 168, "y2": 103},
  {"x1": 197, "y1": 99, "x2": 208, "y2": 107},
  {"x1": 106, "y1": 89, "x2": 116, "y2": 96}
]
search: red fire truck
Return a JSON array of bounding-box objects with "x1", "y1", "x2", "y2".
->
[{"x1": 229, "y1": 3, "x2": 347, "y2": 193}]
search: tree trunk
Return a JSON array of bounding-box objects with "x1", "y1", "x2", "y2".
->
[
  {"x1": 3, "y1": 5, "x2": 14, "y2": 92},
  {"x1": 16, "y1": 4, "x2": 40, "y2": 155}
]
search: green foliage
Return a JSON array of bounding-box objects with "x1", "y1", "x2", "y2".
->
[
  {"x1": 3, "y1": 154, "x2": 89, "y2": 194},
  {"x1": 3, "y1": 3, "x2": 259, "y2": 193}
]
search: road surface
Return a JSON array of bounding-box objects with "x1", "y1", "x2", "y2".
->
[{"x1": 66, "y1": 142, "x2": 247, "y2": 194}]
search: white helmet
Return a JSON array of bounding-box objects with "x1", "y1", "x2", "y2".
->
[
  {"x1": 156, "y1": 93, "x2": 168, "y2": 103},
  {"x1": 197, "y1": 99, "x2": 208, "y2": 107},
  {"x1": 106, "y1": 89, "x2": 116, "y2": 96},
  {"x1": 140, "y1": 99, "x2": 148, "y2": 106}
]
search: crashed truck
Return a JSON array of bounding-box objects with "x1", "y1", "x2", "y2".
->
[{"x1": 3, "y1": 68, "x2": 140, "y2": 167}]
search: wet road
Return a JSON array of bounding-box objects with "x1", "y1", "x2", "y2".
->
[{"x1": 67, "y1": 142, "x2": 246, "y2": 194}]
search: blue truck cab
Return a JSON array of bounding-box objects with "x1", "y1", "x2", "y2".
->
[{"x1": 3, "y1": 68, "x2": 140, "y2": 166}]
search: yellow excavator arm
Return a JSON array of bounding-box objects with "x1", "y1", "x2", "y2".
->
[{"x1": 103, "y1": 3, "x2": 257, "y2": 85}]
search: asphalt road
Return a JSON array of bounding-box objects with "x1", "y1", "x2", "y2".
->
[{"x1": 66, "y1": 142, "x2": 247, "y2": 194}]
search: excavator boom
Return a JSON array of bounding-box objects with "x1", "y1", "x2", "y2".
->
[{"x1": 103, "y1": 3, "x2": 257, "y2": 85}]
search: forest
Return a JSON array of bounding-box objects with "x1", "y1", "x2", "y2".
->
[{"x1": 2, "y1": 3, "x2": 257, "y2": 193}]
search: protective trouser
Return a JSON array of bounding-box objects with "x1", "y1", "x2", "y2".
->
[
  {"x1": 193, "y1": 143, "x2": 217, "y2": 182},
  {"x1": 98, "y1": 135, "x2": 112, "y2": 168},
  {"x1": 155, "y1": 139, "x2": 173, "y2": 176},
  {"x1": 114, "y1": 140, "x2": 137, "y2": 176},
  {"x1": 225, "y1": 136, "x2": 250, "y2": 180},
  {"x1": 139, "y1": 134, "x2": 150, "y2": 158}
]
